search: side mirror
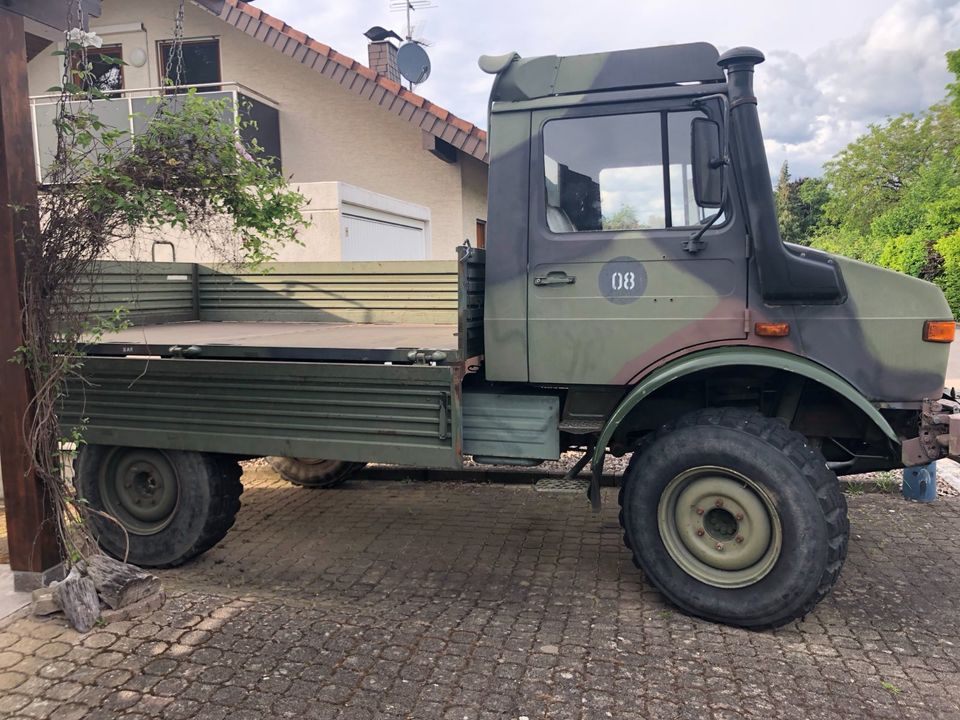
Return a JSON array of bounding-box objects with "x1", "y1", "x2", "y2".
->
[{"x1": 691, "y1": 117, "x2": 724, "y2": 208}]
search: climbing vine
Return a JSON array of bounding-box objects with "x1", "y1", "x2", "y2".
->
[{"x1": 16, "y1": 1, "x2": 307, "y2": 563}]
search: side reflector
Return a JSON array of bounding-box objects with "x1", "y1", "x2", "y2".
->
[
  {"x1": 923, "y1": 320, "x2": 955, "y2": 343},
  {"x1": 755, "y1": 322, "x2": 790, "y2": 337}
]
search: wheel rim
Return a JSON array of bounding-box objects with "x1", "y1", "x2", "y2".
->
[
  {"x1": 657, "y1": 466, "x2": 782, "y2": 588},
  {"x1": 98, "y1": 449, "x2": 180, "y2": 536}
]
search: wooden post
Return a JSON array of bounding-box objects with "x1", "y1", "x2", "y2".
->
[{"x1": 0, "y1": 9, "x2": 61, "y2": 586}]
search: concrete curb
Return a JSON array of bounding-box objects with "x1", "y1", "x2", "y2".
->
[
  {"x1": 936, "y1": 459, "x2": 960, "y2": 494},
  {"x1": 0, "y1": 565, "x2": 32, "y2": 628}
]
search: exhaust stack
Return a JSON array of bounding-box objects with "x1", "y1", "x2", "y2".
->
[{"x1": 718, "y1": 47, "x2": 845, "y2": 304}]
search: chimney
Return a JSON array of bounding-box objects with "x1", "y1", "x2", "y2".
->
[{"x1": 368, "y1": 41, "x2": 401, "y2": 85}]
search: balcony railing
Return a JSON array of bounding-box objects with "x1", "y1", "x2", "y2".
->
[{"x1": 29, "y1": 82, "x2": 281, "y2": 183}]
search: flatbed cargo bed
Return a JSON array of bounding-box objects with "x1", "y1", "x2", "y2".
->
[
  {"x1": 80, "y1": 251, "x2": 484, "y2": 364},
  {"x1": 62, "y1": 253, "x2": 485, "y2": 469},
  {"x1": 87, "y1": 320, "x2": 460, "y2": 363}
]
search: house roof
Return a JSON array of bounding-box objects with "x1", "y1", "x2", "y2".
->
[{"x1": 194, "y1": 0, "x2": 489, "y2": 163}]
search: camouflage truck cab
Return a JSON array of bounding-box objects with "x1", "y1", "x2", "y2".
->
[
  {"x1": 69, "y1": 42, "x2": 959, "y2": 629},
  {"x1": 474, "y1": 42, "x2": 955, "y2": 625}
]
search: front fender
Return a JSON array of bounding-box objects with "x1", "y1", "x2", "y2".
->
[{"x1": 592, "y1": 346, "x2": 900, "y2": 470}]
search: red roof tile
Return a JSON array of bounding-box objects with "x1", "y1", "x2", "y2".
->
[
  {"x1": 285, "y1": 27, "x2": 307, "y2": 45},
  {"x1": 306, "y1": 38, "x2": 331, "y2": 56},
  {"x1": 237, "y1": 1, "x2": 259, "y2": 19},
  {"x1": 200, "y1": 0, "x2": 488, "y2": 162},
  {"x1": 400, "y1": 89, "x2": 425, "y2": 108}
]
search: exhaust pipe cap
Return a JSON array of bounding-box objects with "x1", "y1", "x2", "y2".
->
[{"x1": 718, "y1": 46, "x2": 765, "y2": 70}]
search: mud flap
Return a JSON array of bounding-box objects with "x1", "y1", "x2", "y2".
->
[{"x1": 588, "y1": 458, "x2": 603, "y2": 511}]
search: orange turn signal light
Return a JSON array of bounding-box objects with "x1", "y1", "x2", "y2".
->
[
  {"x1": 923, "y1": 320, "x2": 955, "y2": 343},
  {"x1": 755, "y1": 322, "x2": 790, "y2": 337}
]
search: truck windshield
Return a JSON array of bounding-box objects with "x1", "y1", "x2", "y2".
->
[{"x1": 543, "y1": 109, "x2": 712, "y2": 233}]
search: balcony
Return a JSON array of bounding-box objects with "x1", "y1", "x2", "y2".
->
[{"x1": 29, "y1": 82, "x2": 281, "y2": 183}]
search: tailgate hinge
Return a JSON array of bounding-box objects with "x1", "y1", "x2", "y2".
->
[{"x1": 407, "y1": 349, "x2": 448, "y2": 365}]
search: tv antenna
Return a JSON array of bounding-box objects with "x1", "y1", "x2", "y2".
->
[
  {"x1": 389, "y1": 0, "x2": 437, "y2": 42},
  {"x1": 389, "y1": 1, "x2": 436, "y2": 89}
]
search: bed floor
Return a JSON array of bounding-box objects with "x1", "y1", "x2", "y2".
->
[{"x1": 95, "y1": 321, "x2": 459, "y2": 352}]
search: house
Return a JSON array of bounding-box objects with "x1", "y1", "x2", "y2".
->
[{"x1": 25, "y1": 0, "x2": 489, "y2": 262}]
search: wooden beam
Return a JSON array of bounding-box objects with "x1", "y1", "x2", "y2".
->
[
  {"x1": 0, "y1": 0, "x2": 101, "y2": 32},
  {"x1": 422, "y1": 131, "x2": 458, "y2": 164},
  {"x1": 0, "y1": 10, "x2": 61, "y2": 582}
]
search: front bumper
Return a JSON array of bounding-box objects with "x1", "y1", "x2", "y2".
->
[{"x1": 902, "y1": 395, "x2": 960, "y2": 466}]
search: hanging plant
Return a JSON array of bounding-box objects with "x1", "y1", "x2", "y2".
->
[{"x1": 15, "y1": 0, "x2": 307, "y2": 567}]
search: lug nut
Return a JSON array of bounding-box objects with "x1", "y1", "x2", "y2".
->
[
  {"x1": 696, "y1": 528, "x2": 705, "y2": 537},
  {"x1": 735, "y1": 535, "x2": 744, "y2": 544},
  {"x1": 715, "y1": 499, "x2": 724, "y2": 508},
  {"x1": 715, "y1": 543, "x2": 724, "y2": 551},
  {"x1": 696, "y1": 508, "x2": 705, "y2": 516},
  {"x1": 735, "y1": 513, "x2": 744, "y2": 521}
]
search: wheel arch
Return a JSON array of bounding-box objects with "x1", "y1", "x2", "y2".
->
[{"x1": 592, "y1": 347, "x2": 899, "y2": 470}]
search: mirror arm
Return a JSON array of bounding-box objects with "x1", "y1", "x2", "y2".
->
[
  {"x1": 692, "y1": 93, "x2": 730, "y2": 145},
  {"x1": 682, "y1": 208, "x2": 722, "y2": 254},
  {"x1": 685, "y1": 93, "x2": 731, "y2": 255}
]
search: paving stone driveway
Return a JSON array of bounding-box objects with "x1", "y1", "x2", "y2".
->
[{"x1": 2, "y1": 467, "x2": 960, "y2": 719}]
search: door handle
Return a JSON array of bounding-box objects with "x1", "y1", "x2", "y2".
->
[{"x1": 534, "y1": 272, "x2": 576, "y2": 287}]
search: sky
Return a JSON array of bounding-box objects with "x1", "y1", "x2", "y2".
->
[{"x1": 253, "y1": 0, "x2": 960, "y2": 177}]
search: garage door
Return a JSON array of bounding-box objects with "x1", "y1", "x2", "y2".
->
[{"x1": 341, "y1": 213, "x2": 427, "y2": 261}]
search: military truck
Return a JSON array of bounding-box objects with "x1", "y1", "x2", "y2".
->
[{"x1": 66, "y1": 43, "x2": 960, "y2": 628}]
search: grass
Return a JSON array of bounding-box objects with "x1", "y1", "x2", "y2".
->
[
  {"x1": 845, "y1": 482, "x2": 865, "y2": 496},
  {"x1": 873, "y1": 472, "x2": 899, "y2": 494},
  {"x1": 880, "y1": 679, "x2": 902, "y2": 695}
]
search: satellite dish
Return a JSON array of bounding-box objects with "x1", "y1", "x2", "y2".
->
[{"x1": 397, "y1": 41, "x2": 431, "y2": 85}]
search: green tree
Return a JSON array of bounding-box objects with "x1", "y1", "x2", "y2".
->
[
  {"x1": 775, "y1": 161, "x2": 792, "y2": 232},
  {"x1": 775, "y1": 162, "x2": 827, "y2": 245},
  {"x1": 603, "y1": 204, "x2": 641, "y2": 230},
  {"x1": 820, "y1": 106, "x2": 960, "y2": 236},
  {"x1": 948, "y1": 49, "x2": 960, "y2": 111},
  {"x1": 810, "y1": 49, "x2": 960, "y2": 316}
]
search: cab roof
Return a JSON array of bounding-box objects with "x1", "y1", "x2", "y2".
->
[{"x1": 480, "y1": 42, "x2": 724, "y2": 104}]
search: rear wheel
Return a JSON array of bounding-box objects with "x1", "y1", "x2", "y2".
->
[
  {"x1": 618, "y1": 408, "x2": 847, "y2": 628},
  {"x1": 266, "y1": 457, "x2": 366, "y2": 488},
  {"x1": 74, "y1": 446, "x2": 243, "y2": 568}
]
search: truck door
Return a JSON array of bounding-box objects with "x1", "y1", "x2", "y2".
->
[{"x1": 527, "y1": 100, "x2": 747, "y2": 385}]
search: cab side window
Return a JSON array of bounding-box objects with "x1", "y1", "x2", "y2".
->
[{"x1": 543, "y1": 110, "x2": 711, "y2": 233}]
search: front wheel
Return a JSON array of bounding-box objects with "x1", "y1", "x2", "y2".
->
[
  {"x1": 619, "y1": 408, "x2": 848, "y2": 628},
  {"x1": 74, "y1": 446, "x2": 243, "y2": 568}
]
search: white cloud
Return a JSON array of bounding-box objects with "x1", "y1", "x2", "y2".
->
[
  {"x1": 756, "y1": 50, "x2": 825, "y2": 146},
  {"x1": 762, "y1": 0, "x2": 960, "y2": 176}
]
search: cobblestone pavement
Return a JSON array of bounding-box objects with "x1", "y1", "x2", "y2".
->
[{"x1": 3, "y1": 467, "x2": 960, "y2": 719}]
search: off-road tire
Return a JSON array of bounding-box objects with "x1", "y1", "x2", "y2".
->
[
  {"x1": 266, "y1": 457, "x2": 366, "y2": 488},
  {"x1": 618, "y1": 408, "x2": 848, "y2": 628},
  {"x1": 74, "y1": 446, "x2": 243, "y2": 568}
]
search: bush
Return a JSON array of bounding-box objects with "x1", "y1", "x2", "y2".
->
[
  {"x1": 811, "y1": 228, "x2": 885, "y2": 265},
  {"x1": 936, "y1": 231, "x2": 960, "y2": 319},
  {"x1": 878, "y1": 234, "x2": 929, "y2": 276}
]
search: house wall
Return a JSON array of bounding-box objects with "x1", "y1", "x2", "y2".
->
[
  {"x1": 461, "y1": 154, "x2": 489, "y2": 246},
  {"x1": 26, "y1": 0, "x2": 487, "y2": 261},
  {"x1": 111, "y1": 182, "x2": 431, "y2": 263}
]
